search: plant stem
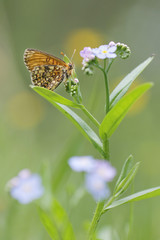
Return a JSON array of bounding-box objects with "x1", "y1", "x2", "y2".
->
[
  {"x1": 80, "y1": 105, "x2": 100, "y2": 128},
  {"x1": 88, "y1": 138, "x2": 110, "y2": 239},
  {"x1": 106, "y1": 59, "x2": 114, "y2": 74},
  {"x1": 88, "y1": 195, "x2": 116, "y2": 240},
  {"x1": 103, "y1": 70, "x2": 110, "y2": 114},
  {"x1": 103, "y1": 136, "x2": 110, "y2": 160},
  {"x1": 88, "y1": 200, "x2": 105, "y2": 240},
  {"x1": 92, "y1": 63, "x2": 109, "y2": 114},
  {"x1": 102, "y1": 195, "x2": 116, "y2": 214}
]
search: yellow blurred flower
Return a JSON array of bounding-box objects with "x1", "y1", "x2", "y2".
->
[
  {"x1": 65, "y1": 28, "x2": 103, "y2": 65},
  {"x1": 6, "y1": 91, "x2": 45, "y2": 129}
]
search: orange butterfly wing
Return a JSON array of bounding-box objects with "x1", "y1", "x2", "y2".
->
[{"x1": 24, "y1": 48, "x2": 67, "y2": 71}]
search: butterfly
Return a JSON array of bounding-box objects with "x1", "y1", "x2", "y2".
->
[{"x1": 24, "y1": 48, "x2": 74, "y2": 91}]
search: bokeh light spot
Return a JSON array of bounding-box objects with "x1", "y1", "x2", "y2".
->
[
  {"x1": 7, "y1": 91, "x2": 45, "y2": 129},
  {"x1": 65, "y1": 28, "x2": 104, "y2": 65}
]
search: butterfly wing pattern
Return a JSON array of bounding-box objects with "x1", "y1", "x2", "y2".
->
[{"x1": 24, "y1": 48, "x2": 73, "y2": 91}]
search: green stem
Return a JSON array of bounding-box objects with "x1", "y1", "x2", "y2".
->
[
  {"x1": 93, "y1": 62, "x2": 109, "y2": 114},
  {"x1": 80, "y1": 105, "x2": 100, "y2": 128},
  {"x1": 106, "y1": 59, "x2": 114, "y2": 74},
  {"x1": 103, "y1": 70, "x2": 110, "y2": 114},
  {"x1": 102, "y1": 195, "x2": 116, "y2": 214},
  {"x1": 88, "y1": 138, "x2": 110, "y2": 239},
  {"x1": 88, "y1": 200, "x2": 105, "y2": 240},
  {"x1": 102, "y1": 136, "x2": 110, "y2": 160},
  {"x1": 104, "y1": 58, "x2": 107, "y2": 69},
  {"x1": 88, "y1": 195, "x2": 116, "y2": 240}
]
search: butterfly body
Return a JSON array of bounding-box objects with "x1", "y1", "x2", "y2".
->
[{"x1": 24, "y1": 48, "x2": 74, "y2": 91}]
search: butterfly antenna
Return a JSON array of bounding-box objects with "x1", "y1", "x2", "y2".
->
[{"x1": 71, "y1": 49, "x2": 76, "y2": 61}]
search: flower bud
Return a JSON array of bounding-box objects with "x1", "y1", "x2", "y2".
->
[
  {"x1": 116, "y1": 42, "x2": 131, "y2": 59},
  {"x1": 74, "y1": 78, "x2": 79, "y2": 84},
  {"x1": 64, "y1": 78, "x2": 82, "y2": 103}
]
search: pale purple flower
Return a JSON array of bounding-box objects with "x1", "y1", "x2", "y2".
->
[
  {"x1": 68, "y1": 156, "x2": 117, "y2": 201},
  {"x1": 68, "y1": 156, "x2": 96, "y2": 172},
  {"x1": 7, "y1": 170, "x2": 44, "y2": 204},
  {"x1": 92, "y1": 45, "x2": 117, "y2": 59},
  {"x1": 80, "y1": 47, "x2": 95, "y2": 62},
  {"x1": 94, "y1": 160, "x2": 116, "y2": 182},
  {"x1": 85, "y1": 173, "x2": 110, "y2": 201}
]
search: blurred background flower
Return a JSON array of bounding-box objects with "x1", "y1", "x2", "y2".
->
[
  {"x1": 85, "y1": 173, "x2": 110, "y2": 201},
  {"x1": 68, "y1": 155, "x2": 96, "y2": 172},
  {"x1": 69, "y1": 156, "x2": 116, "y2": 200},
  {"x1": 7, "y1": 169, "x2": 44, "y2": 204}
]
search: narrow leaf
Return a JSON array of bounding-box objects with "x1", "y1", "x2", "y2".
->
[
  {"x1": 32, "y1": 86, "x2": 81, "y2": 108},
  {"x1": 51, "y1": 199, "x2": 76, "y2": 240},
  {"x1": 114, "y1": 162, "x2": 140, "y2": 196},
  {"x1": 110, "y1": 56, "x2": 154, "y2": 108},
  {"x1": 32, "y1": 85, "x2": 104, "y2": 157},
  {"x1": 38, "y1": 207, "x2": 60, "y2": 240},
  {"x1": 53, "y1": 102, "x2": 104, "y2": 157},
  {"x1": 99, "y1": 83, "x2": 153, "y2": 139},
  {"x1": 38, "y1": 199, "x2": 76, "y2": 240},
  {"x1": 114, "y1": 155, "x2": 134, "y2": 191},
  {"x1": 105, "y1": 186, "x2": 160, "y2": 211}
]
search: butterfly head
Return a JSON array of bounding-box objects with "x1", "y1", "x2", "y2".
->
[
  {"x1": 68, "y1": 62, "x2": 73, "y2": 70},
  {"x1": 66, "y1": 62, "x2": 74, "y2": 78}
]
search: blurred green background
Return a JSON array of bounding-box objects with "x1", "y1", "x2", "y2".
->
[{"x1": 0, "y1": 0, "x2": 160, "y2": 239}]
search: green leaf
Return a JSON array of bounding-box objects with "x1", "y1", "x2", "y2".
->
[
  {"x1": 53, "y1": 102, "x2": 104, "y2": 157},
  {"x1": 32, "y1": 86, "x2": 81, "y2": 108},
  {"x1": 38, "y1": 207, "x2": 60, "y2": 240},
  {"x1": 104, "y1": 186, "x2": 160, "y2": 211},
  {"x1": 32, "y1": 85, "x2": 104, "y2": 157},
  {"x1": 110, "y1": 56, "x2": 154, "y2": 108},
  {"x1": 114, "y1": 155, "x2": 134, "y2": 191},
  {"x1": 51, "y1": 199, "x2": 76, "y2": 240},
  {"x1": 99, "y1": 83, "x2": 153, "y2": 139},
  {"x1": 38, "y1": 199, "x2": 76, "y2": 240},
  {"x1": 114, "y1": 162, "x2": 140, "y2": 197}
]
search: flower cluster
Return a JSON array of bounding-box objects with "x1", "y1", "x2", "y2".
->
[
  {"x1": 64, "y1": 78, "x2": 82, "y2": 103},
  {"x1": 68, "y1": 156, "x2": 116, "y2": 201},
  {"x1": 6, "y1": 169, "x2": 44, "y2": 204},
  {"x1": 80, "y1": 41, "x2": 131, "y2": 75}
]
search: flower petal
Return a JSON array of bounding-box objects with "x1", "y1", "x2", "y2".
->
[
  {"x1": 108, "y1": 46, "x2": 117, "y2": 52},
  {"x1": 68, "y1": 156, "x2": 96, "y2": 172},
  {"x1": 85, "y1": 173, "x2": 110, "y2": 201}
]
